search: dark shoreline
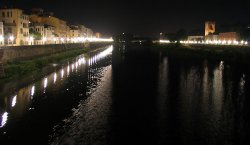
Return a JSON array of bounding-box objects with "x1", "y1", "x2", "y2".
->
[{"x1": 154, "y1": 43, "x2": 250, "y2": 64}]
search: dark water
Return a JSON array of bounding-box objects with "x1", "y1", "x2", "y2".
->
[{"x1": 1, "y1": 44, "x2": 250, "y2": 145}]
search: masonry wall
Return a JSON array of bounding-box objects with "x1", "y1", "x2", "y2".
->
[{"x1": 0, "y1": 42, "x2": 111, "y2": 63}]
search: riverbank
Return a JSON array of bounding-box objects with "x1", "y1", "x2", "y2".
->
[
  {"x1": 0, "y1": 45, "x2": 109, "y2": 86},
  {"x1": 154, "y1": 43, "x2": 250, "y2": 64}
]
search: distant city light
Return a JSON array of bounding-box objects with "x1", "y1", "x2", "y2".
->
[
  {"x1": 159, "y1": 40, "x2": 170, "y2": 43},
  {"x1": 178, "y1": 39, "x2": 249, "y2": 46}
]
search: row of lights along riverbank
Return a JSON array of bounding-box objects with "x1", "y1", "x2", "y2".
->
[
  {"x1": 0, "y1": 35, "x2": 113, "y2": 46},
  {"x1": 159, "y1": 40, "x2": 248, "y2": 45}
]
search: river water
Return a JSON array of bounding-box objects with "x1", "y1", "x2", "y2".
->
[{"x1": 0, "y1": 44, "x2": 250, "y2": 145}]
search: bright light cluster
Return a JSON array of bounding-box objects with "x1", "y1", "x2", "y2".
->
[
  {"x1": 159, "y1": 40, "x2": 171, "y2": 43},
  {"x1": 46, "y1": 37, "x2": 114, "y2": 43},
  {"x1": 180, "y1": 40, "x2": 248, "y2": 45},
  {"x1": 0, "y1": 36, "x2": 114, "y2": 46}
]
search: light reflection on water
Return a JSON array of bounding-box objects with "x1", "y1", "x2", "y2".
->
[
  {"x1": 212, "y1": 61, "x2": 224, "y2": 118},
  {"x1": 0, "y1": 112, "x2": 8, "y2": 128},
  {"x1": 0, "y1": 45, "x2": 113, "y2": 129},
  {"x1": 155, "y1": 56, "x2": 250, "y2": 145},
  {"x1": 1, "y1": 45, "x2": 249, "y2": 145},
  {"x1": 11, "y1": 95, "x2": 17, "y2": 108},
  {"x1": 61, "y1": 69, "x2": 64, "y2": 79}
]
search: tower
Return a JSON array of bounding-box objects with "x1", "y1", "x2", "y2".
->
[{"x1": 205, "y1": 21, "x2": 215, "y2": 36}]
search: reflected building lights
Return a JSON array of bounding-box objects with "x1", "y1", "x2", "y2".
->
[
  {"x1": 0, "y1": 112, "x2": 8, "y2": 128},
  {"x1": 61, "y1": 69, "x2": 64, "y2": 79},
  {"x1": 44, "y1": 78, "x2": 48, "y2": 89},
  {"x1": 75, "y1": 62, "x2": 78, "y2": 68},
  {"x1": 212, "y1": 61, "x2": 224, "y2": 115},
  {"x1": 11, "y1": 95, "x2": 17, "y2": 107},
  {"x1": 67, "y1": 65, "x2": 70, "y2": 76},
  {"x1": 87, "y1": 45, "x2": 113, "y2": 67},
  {"x1": 31, "y1": 85, "x2": 35, "y2": 97},
  {"x1": 219, "y1": 61, "x2": 224, "y2": 70},
  {"x1": 0, "y1": 46, "x2": 112, "y2": 130},
  {"x1": 53, "y1": 73, "x2": 57, "y2": 84},
  {"x1": 240, "y1": 74, "x2": 246, "y2": 87},
  {"x1": 239, "y1": 74, "x2": 246, "y2": 93},
  {"x1": 72, "y1": 64, "x2": 74, "y2": 72}
]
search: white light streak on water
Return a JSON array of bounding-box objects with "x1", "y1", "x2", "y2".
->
[
  {"x1": 11, "y1": 95, "x2": 17, "y2": 107},
  {"x1": 61, "y1": 69, "x2": 64, "y2": 79},
  {"x1": 54, "y1": 73, "x2": 57, "y2": 84},
  {"x1": 67, "y1": 65, "x2": 70, "y2": 76},
  {"x1": 44, "y1": 78, "x2": 48, "y2": 89},
  {"x1": 31, "y1": 85, "x2": 35, "y2": 97},
  {"x1": 0, "y1": 112, "x2": 8, "y2": 128}
]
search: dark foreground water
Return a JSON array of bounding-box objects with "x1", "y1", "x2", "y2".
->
[{"x1": 0, "y1": 44, "x2": 250, "y2": 145}]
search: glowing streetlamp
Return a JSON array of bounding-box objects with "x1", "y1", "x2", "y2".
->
[
  {"x1": 9, "y1": 36, "x2": 14, "y2": 45},
  {"x1": 0, "y1": 35, "x2": 3, "y2": 41},
  {"x1": 29, "y1": 36, "x2": 34, "y2": 45},
  {"x1": 42, "y1": 37, "x2": 47, "y2": 44},
  {"x1": 53, "y1": 38, "x2": 57, "y2": 44},
  {"x1": 0, "y1": 35, "x2": 4, "y2": 45},
  {"x1": 60, "y1": 38, "x2": 64, "y2": 43}
]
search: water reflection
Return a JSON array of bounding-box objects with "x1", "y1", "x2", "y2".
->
[
  {"x1": 212, "y1": 61, "x2": 224, "y2": 116},
  {"x1": 67, "y1": 65, "x2": 70, "y2": 76},
  {"x1": 30, "y1": 85, "x2": 35, "y2": 100},
  {"x1": 157, "y1": 56, "x2": 169, "y2": 143},
  {"x1": 239, "y1": 74, "x2": 245, "y2": 95},
  {"x1": 1, "y1": 45, "x2": 249, "y2": 145},
  {"x1": 53, "y1": 73, "x2": 57, "y2": 84},
  {"x1": 11, "y1": 95, "x2": 17, "y2": 108},
  {"x1": 155, "y1": 56, "x2": 250, "y2": 145},
  {"x1": 61, "y1": 69, "x2": 64, "y2": 79},
  {"x1": 0, "y1": 112, "x2": 8, "y2": 128},
  {"x1": 0, "y1": 45, "x2": 113, "y2": 132},
  {"x1": 44, "y1": 77, "x2": 48, "y2": 92}
]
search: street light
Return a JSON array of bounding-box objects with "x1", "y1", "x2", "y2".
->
[
  {"x1": 9, "y1": 36, "x2": 14, "y2": 46},
  {"x1": 42, "y1": 37, "x2": 47, "y2": 44},
  {"x1": 60, "y1": 38, "x2": 64, "y2": 43},
  {"x1": 53, "y1": 38, "x2": 57, "y2": 44},
  {"x1": 0, "y1": 35, "x2": 3, "y2": 41},
  {"x1": 0, "y1": 35, "x2": 4, "y2": 45},
  {"x1": 29, "y1": 36, "x2": 34, "y2": 45}
]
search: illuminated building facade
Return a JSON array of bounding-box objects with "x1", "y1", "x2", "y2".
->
[
  {"x1": 0, "y1": 21, "x2": 4, "y2": 45},
  {"x1": 0, "y1": 8, "x2": 30, "y2": 45},
  {"x1": 205, "y1": 21, "x2": 215, "y2": 36},
  {"x1": 218, "y1": 32, "x2": 240, "y2": 41}
]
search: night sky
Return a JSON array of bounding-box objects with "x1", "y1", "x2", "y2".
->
[{"x1": 1, "y1": 0, "x2": 250, "y2": 37}]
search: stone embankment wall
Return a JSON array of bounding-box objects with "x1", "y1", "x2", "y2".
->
[
  {"x1": 0, "y1": 42, "x2": 112, "y2": 77},
  {"x1": 0, "y1": 42, "x2": 111, "y2": 63}
]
